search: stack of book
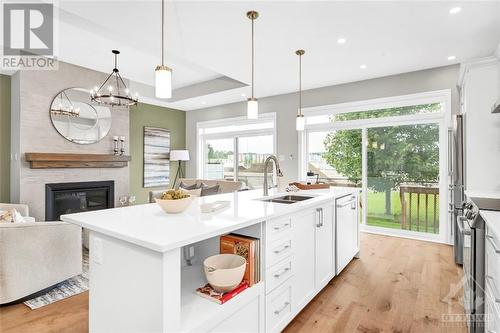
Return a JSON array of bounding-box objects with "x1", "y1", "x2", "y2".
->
[
  {"x1": 220, "y1": 234, "x2": 260, "y2": 286},
  {"x1": 195, "y1": 233, "x2": 261, "y2": 304}
]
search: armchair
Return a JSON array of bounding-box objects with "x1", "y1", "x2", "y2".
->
[{"x1": 0, "y1": 203, "x2": 82, "y2": 304}]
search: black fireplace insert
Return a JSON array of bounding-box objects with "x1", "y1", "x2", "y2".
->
[{"x1": 45, "y1": 181, "x2": 114, "y2": 221}]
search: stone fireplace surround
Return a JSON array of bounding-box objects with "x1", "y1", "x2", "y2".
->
[{"x1": 10, "y1": 61, "x2": 129, "y2": 221}]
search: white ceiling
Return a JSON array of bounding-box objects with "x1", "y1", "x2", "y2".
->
[{"x1": 54, "y1": 0, "x2": 500, "y2": 110}]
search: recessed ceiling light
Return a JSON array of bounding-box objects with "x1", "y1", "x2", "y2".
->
[
  {"x1": 448, "y1": 55, "x2": 456, "y2": 61},
  {"x1": 360, "y1": 64, "x2": 367, "y2": 69},
  {"x1": 337, "y1": 37, "x2": 347, "y2": 44},
  {"x1": 201, "y1": 101, "x2": 207, "y2": 105},
  {"x1": 241, "y1": 93, "x2": 246, "y2": 97},
  {"x1": 449, "y1": 7, "x2": 462, "y2": 14}
]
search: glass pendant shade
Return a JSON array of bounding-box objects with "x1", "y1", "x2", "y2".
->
[
  {"x1": 155, "y1": 65, "x2": 172, "y2": 98},
  {"x1": 247, "y1": 98, "x2": 258, "y2": 119},
  {"x1": 296, "y1": 114, "x2": 305, "y2": 131}
]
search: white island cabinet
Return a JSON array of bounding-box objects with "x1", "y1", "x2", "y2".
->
[{"x1": 61, "y1": 188, "x2": 358, "y2": 333}]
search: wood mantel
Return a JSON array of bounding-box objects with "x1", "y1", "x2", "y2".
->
[{"x1": 25, "y1": 153, "x2": 131, "y2": 169}]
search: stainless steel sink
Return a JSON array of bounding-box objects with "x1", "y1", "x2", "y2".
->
[{"x1": 260, "y1": 195, "x2": 314, "y2": 204}]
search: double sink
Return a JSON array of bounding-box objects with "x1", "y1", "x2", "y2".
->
[{"x1": 260, "y1": 195, "x2": 314, "y2": 204}]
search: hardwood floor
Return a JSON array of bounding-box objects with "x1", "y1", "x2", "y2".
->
[{"x1": 0, "y1": 233, "x2": 465, "y2": 333}]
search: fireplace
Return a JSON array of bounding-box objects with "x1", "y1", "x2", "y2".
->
[{"x1": 45, "y1": 181, "x2": 114, "y2": 221}]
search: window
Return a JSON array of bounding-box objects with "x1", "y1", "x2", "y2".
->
[
  {"x1": 197, "y1": 113, "x2": 276, "y2": 189},
  {"x1": 300, "y1": 90, "x2": 450, "y2": 243}
]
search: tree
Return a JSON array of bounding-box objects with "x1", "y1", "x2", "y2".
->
[{"x1": 323, "y1": 104, "x2": 440, "y2": 215}]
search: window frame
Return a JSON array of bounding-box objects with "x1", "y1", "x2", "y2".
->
[
  {"x1": 196, "y1": 113, "x2": 277, "y2": 184},
  {"x1": 298, "y1": 89, "x2": 452, "y2": 244}
]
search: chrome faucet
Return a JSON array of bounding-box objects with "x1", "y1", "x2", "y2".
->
[{"x1": 263, "y1": 155, "x2": 284, "y2": 196}]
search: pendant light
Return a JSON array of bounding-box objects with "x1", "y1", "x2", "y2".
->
[
  {"x1": 155, "y1": 0, "x2": 172, "y2": 98},
  {"x1": 296, "y1": 49, "x2": 305, "y2": 131},
  {"x1": 247, "y1": 11, "x2": 259, "y2": 119},
  {"x1": 91, "y1": 50, "x2": 138, "y2": 107}
]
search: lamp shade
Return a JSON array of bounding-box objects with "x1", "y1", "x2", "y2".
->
[
  {"x1": 247, "y1": 98, "x2": 258, "y2": 119},
  {"x1": 155, "y1": 66, "x2": 172, "y2": 98},
  {"x1": 170, "y1": 150, "x2": 190, "y2": 161},
  {"x1": 296, "y1": 114, "x2": 305, "y2": 131}
]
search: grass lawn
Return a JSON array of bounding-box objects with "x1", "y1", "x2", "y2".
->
[{"x1": 366, "y1": 191, "x2": 439, "y2": 234}]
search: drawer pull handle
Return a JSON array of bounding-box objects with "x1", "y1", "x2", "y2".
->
[
  {"x1": 486, "y1": 275, "x2": 500, "y2": 303},
  {"x1": 274, "y1": 267, "x2": 290, "y2": 278},
  {"x1": 274, "y1": 301, "x2": 290, "y2": 315},
  {"x1": 487, "y1": 235, "x2": 500, "y2": 254},
  {"x1": 273, "y1": 244, "x2": 290, "y2": 254},
  {"x1": 273, "y1": 223, "x2": 290, "y2": 231}
]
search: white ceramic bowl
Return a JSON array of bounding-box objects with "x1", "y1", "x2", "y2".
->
[
  {"x1": 155, "y1": 196, "x2": 192, "y2": 214},
  {"x1": 203, "y1": 254, "x2": 246, "y2": 292}
]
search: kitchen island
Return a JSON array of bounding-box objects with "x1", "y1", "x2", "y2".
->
[{"x1": 62, "y1": 187, "x2": 359, "y2": 333}]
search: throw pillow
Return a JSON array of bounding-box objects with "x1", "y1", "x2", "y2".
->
[
  {"x1": 179, "y1": 181, "x2": 199, "y2": 190},
  {"x1": 200, "y1": 184, "x2": 220, "y2": 197},
  {"x1": 0, "y1": 209, "x2": 26, "y2": 223},
  {"x1": 180, "y1": 187, "x2": 202, "y2": 197}
]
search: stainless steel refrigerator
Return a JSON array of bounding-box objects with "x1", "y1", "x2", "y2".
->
[{"x1": 448, "y1": 114, "x2": 465, "y2": 264}]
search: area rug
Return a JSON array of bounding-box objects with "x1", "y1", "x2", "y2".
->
[{"x1": 24, "y1": 249, "x2": 89, "y2": 309}]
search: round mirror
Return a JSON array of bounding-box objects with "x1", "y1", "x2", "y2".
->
[{"x1": 50, "y1": 88, "x2": 112, "y2": 144}]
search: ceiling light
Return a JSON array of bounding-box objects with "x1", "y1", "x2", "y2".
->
[
  {"x1": 246, "y1": 11, "x2": 259, "y2": 120},
  {"x1": 448, "y1": 55, "x2": 456, "y2": 61},
  {"x1": 91, "y1": 50, "x2": 138, "y2": 107},
  {"x1": 201, "y1": 101, "x2": 207, "y2": 105},
  {"x1": 296, "y1": 49, "x2": 305, "y2": 132},
  {"x1": 449, "y1": 7, "x2": 462, "y2": 14},
  {"x1": 241, "y1": 93, "x2": 246, "y2": 97},
  {"x1": 360, "y1": 64, "x2": 367, "y2": 69},
  {"x1": 155, "y1": 0, "x2": 173, "y2": 99},
  {"x1": 337, "y1": 38, "x2": 347, "y2": 44}
]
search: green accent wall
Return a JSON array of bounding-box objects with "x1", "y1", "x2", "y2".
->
[
  {"x1": 0, "y1": 75, "x2": 10, "y2": 203},
  {"x1": 129, "y1": 102, "x2": 186, "y2": 204}
]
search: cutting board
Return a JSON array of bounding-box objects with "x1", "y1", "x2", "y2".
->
[{"x1": 289, "y1": 182, "x2": 330, "y2": 190}]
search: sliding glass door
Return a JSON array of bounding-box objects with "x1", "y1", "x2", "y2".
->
[
  {"x1": 366, "y1": 123, "x2": 440, "y2": 234},
  {"x1": 301, "y1": 95, "x2": 449, "y2": 242}
]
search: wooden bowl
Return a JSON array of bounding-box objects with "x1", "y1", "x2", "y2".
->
[
  {"x1": 203, "y1": 254, "x2": 246, "y2": 292},
  {"x1": 155, "y1": 196, "x2": 192, "y2": 214}
]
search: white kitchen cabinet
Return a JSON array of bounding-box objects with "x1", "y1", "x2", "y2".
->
[
  {"x1": 291, "y1": 209, "x2": 316, "y2": 312},
  {"x1": 315, "y1": 203, "x2": 335, "y2": 289},
  {"x1": 485, "y1": 220, "x2": 500, "y2": 333},
  {"x1": 336, "y1": 194, "x2": 359, "y2": 274}
]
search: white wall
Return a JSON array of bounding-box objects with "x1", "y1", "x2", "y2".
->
[{"x1": 186, "y1": 65, "x2": 460, "y2": 184}]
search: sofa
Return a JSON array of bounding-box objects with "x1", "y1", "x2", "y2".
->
[
  {"x1": 149, "y1": 178, "x2": 243, "y2": 203},
  {"x1": 0, "y1": 203, "x2": 82, "y2": 304}
]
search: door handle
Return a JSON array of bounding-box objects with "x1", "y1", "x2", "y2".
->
[
  {"x1": 274, "y1": 302, "x2": 290, "y2": 315},
  {"x1": 316, "y1": 208, "x2": 322, "y2": 227},
  {"x1": 273, "y1": 267, "x2": 290, "y2": 278},
  {"x1": 273, "y1": 223, "x2": 290, "y2": 231},
  {"x1": 273, "y1": 244, "x2": 290, "y2": 254},
  {"x1": 337, "y1": 199, "x2": 356, "y2": 208}
]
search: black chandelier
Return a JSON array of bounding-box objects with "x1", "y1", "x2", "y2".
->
[{"x1": 90, "y1": 50, "x2": 138, "y2": 107}]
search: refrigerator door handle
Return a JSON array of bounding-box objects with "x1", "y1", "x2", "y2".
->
[{"x1": 447, "y1": 128, "x2": 454, "y2": 177}]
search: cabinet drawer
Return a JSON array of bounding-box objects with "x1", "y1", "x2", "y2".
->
[
  {"x1": 485, "y1": 278, "x2": 500, "y2": 333},
  {"x1": 266, "y1": 237, "x2": 292, "y2": 268},
  {"x1": 266, "y1": 217, "x2": 292, "y2": 243},
  {"x1": 266, "y1": 280, "x2": 292, "y2": 333},
  {"x1": 266, "y1": 257, "x2": 293, "y2": 294},
  {"x1": 486, "y1": 225, "x2": 500, "y2": 285}
]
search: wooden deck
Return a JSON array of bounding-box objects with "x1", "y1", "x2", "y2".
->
[{"x1": 0, "y1": 233, "x2": 465, "y2": 333}]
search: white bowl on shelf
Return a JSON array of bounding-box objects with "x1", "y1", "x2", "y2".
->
[
  {"x1": 203, "y1": 254, "x2": 246, "y2": 292},
  {"x1": 155, "y1": 196, "x2": 192, "y2": 214}
]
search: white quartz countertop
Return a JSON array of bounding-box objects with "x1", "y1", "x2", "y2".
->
[{"x1": 61, "y1": 187, "x2": 358, "y2": 252}]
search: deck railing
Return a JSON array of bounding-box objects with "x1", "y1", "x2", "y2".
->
[{"x1": 399, "y1": 184, "x2": 439, "y2": 233}]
